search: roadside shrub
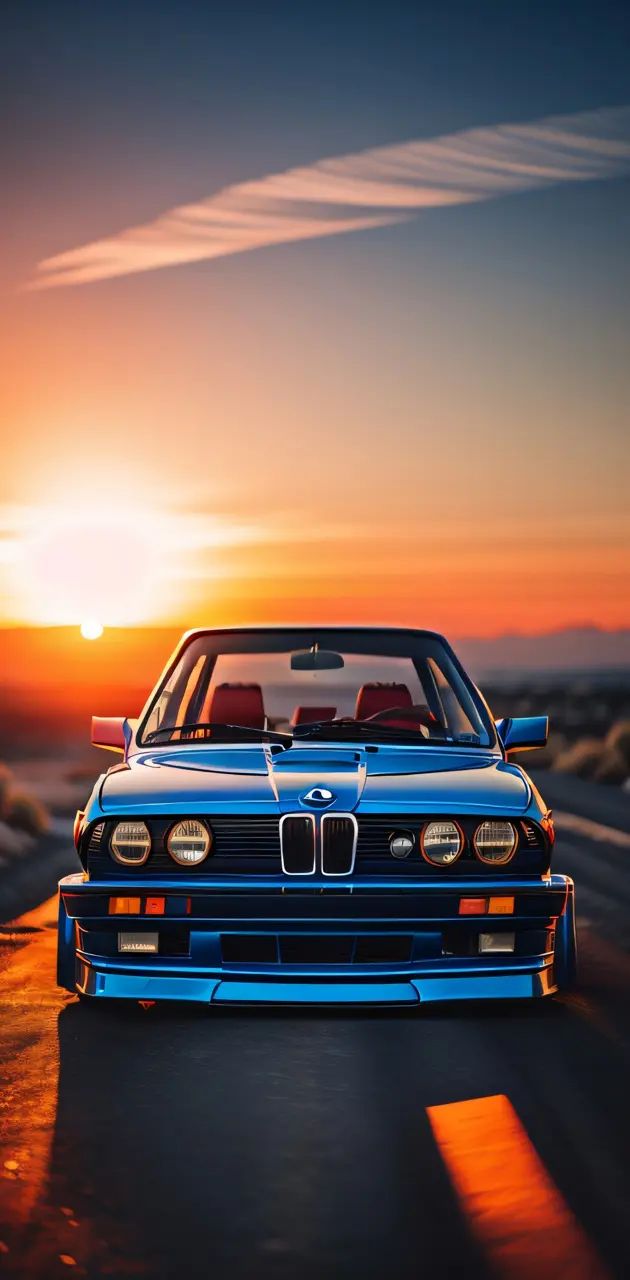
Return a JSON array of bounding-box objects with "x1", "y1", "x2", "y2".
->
[
  {"x1": 593, "y1": 746, "x2": 628, "y2": 785},
  {"x1": 523, "y1": 731, "x2": 567, "y2": 770},
  {"x1": 0, "y1": 764, "x2": 13, "y2": 819},
  {"x1": 3, "y1": 791, "x2": 50, "y2": 837},
  {"x1": 552, "y1": 738, "x2": 604, "y2": 778},
  {"x1": 0, "y1": 760, "x2": 51, "y2": 844},
  {"x1": 605, "y1": 720, "x2": 630, "y2": 770},
  {"x1": 0, "y1": 820, "x2": 31, "y2": 859}
]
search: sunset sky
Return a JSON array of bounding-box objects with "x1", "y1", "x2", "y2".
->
[{"x1": 1, "y1": 0, "x2": 629, "y2": 639}]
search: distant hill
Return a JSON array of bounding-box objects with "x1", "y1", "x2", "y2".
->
[{"x1": 456, "y1": 626, "x2": 630, "y2": 678}]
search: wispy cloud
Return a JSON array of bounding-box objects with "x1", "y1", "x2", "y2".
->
[{"x1": 28, "y1": 105, "x2": 630, "y2": 289}]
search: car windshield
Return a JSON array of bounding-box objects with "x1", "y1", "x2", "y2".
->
[{"x1": 139, "y1": 629, "x2": 495, "y2": 748}]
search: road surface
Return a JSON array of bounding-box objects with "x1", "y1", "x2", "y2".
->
[{"x1": 1, "y1": 771, "x2": 629, "y2": 1280}]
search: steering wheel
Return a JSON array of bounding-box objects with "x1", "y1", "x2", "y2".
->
[{"x1": 362, "y1": 703, "x2": 446, "y2": 736}]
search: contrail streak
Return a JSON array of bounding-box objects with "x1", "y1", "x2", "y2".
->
[{"x1": 28, "y1": 105, "x2": 630, "y2": 289}]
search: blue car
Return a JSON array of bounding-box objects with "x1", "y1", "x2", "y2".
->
[{"x1": 57, "y1": 626, "x2": 576, "y2": 1006}]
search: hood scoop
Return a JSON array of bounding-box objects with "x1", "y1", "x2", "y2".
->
[
  {"x1": 273, "y1": 749, "x2": 361, "y2": 772},
  {"x1": 270, "y1": 747, "x2": 366, "y2": 811}
]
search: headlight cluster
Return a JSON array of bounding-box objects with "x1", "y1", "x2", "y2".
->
[
  {"x1": 473, "y1": 820, "x2": 517, "y2": 864},
  {"x1": 110, "y1": 819, "x2": 212, "y2": 866},
  {"x1": 418, "y1": 819, "x2": 517, "y2": 866},
  {"x1": 111, "y1": 820, "x2": 151, "y2": 866},
  {"x1": 167, "y1": 819, "x2": 211, "y2": 865},
  {"x1": 420, "y1": 821, "x2": 462, "y2": 866}
]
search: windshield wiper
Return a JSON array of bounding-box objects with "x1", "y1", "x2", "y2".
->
[
  {"x1": 144, "y1": 722, "x2": 292, "y2": 745},
  {"x1": 293, "y1": 718, "x2": 449, "y2": 744}
]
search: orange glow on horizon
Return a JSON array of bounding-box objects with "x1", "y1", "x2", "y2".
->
[{"x1": 0, "y1": 495, "x2": 628, "y2": 637}]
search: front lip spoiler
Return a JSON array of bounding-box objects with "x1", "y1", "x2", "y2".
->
[{"x1": 75, "y1": 960, "x2": 556, "y2": 1004}]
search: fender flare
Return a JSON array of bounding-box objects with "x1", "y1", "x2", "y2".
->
[
  {"x1": 554, "y1": 878, "x2": 577, "y2": 990},
  {"x1": 56, "y1": 893, "x2": 76, "y2": 992}
]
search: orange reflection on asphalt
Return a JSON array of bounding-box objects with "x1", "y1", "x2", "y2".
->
[
  {"x1": 427, "y1": 1093, "x2": 607, "y2": 1280},
  {"x1": 0, "y1": 900, "x2": 64, "y2": 1230}
]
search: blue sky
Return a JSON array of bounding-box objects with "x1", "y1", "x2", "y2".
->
[{"x1": 3, "y1": 0, "x2": 630, "y2": 277}]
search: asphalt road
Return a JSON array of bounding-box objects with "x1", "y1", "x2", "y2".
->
[{"x1": 1, "y1": 771, "x2": 630, "y2": 1280}]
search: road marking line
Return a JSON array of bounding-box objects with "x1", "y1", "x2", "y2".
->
[
  {"x1": 554, "y1": 811, "x2": 630, "y2": 850},
  {"x1": 427, "y1": 1093, "x2": 608, "y2": 1280}
]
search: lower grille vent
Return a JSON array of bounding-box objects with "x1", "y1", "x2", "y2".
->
[
  {"x1": 280, "y1": 935, "x2": 354, "y2": 964},
  {"x1": 219, "y1": 933, "x2": 413, "y2": 966}
]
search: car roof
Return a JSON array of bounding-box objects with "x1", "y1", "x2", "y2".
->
[{"x1": 179, "y1": 624, "x2": 448, "y2": 642}]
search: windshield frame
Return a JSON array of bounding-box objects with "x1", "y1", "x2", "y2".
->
[{"x1": 136, "y1": 626, "x2": 498, "y2": 751}]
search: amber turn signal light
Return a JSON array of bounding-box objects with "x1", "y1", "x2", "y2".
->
[
  {"x1": 488, "y1": 896, "x2": 515, "y2": 915},
  {"x1": 109, "y1": 896, "x2": 141, "y2": 915}
]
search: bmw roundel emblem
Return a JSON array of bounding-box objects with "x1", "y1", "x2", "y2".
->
[{"x1": 301, "y1": 787, "x2": 335, "y2": 808}]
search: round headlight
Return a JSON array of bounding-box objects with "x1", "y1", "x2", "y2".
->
[
  {"x1": 167, "y1": 819, "x2": 211, "y2": 866},
  {"x1": 473, "y1": 820, "x2": 517, "y2": 864},
  {"x1": 420, "y1": 820, "x2": 462, "y2": 866},
  {"x1": 111, "y1": 820, "x2": 151, "y2": 866}
]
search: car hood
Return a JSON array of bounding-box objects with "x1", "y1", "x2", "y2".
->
[{"x1": 98, "y1": 743, "x2": 530, "y2": 817}]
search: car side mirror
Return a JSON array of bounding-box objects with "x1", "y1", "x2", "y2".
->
[
  {"x1": 495, "y1": 715, "x2": 549, "y2": 754},
  {"x1": 91, "y1": 716, "x2": 134, "y2": 754}
]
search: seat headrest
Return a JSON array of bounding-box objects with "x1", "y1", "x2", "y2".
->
[
  {"x1": 208, "y1": 683, "x2": 266, "y2": 730},
  {"x1": 290, "y1": 705, "x2": 337, "y2": 727},
  {"x1": 355, "y1": 682, "x2": 413, "y2": 722}
]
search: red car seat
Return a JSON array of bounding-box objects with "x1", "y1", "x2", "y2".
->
[
  {"x1": 355, "y1": 682, "x2": 437, "y2": 732},
  {"x1": 355, "y1": 682, "x2": 413, "y2": 722},
  {"x1": 208, "y1": 683, "x2": 266, "y2": 729},
  {"x1": 290, "y1": 706, "x2": 337, "y2": 726}
]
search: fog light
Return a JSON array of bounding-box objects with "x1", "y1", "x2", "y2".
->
[
  {"x1": 109, "y1": 896, "x2": 141, "y2": 915},
  {"x1": 389, "y1": 831, "x2": 414, "y2": 859},
  {"x1": 118, "y1": 932, "x2": 159, "y2": 954},
  {"x1": 459, "y1": 897, "x2": 487, "y2": 915},
  {"x1": 479, "y1": 932, "x2": 515, "y2": 954}
]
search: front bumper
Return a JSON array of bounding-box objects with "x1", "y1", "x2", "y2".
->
[{"x1": 58, "y1": 873, "x2": 571, "y2": 1005}]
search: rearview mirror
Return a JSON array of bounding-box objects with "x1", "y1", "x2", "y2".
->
[
  {"x1": 291, "y1": 648, "x2": 345, "y2": 671},
  {"x1": 495, "y1": 715, "x2": 549, "y2": 754},
  {"x1": 91, "y1": 716, "x2": 133, "y2": 754}
]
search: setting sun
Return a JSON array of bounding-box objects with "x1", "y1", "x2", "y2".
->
[{"x1": 80, "y1": 618, "x2": 104, "y2": 640}]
